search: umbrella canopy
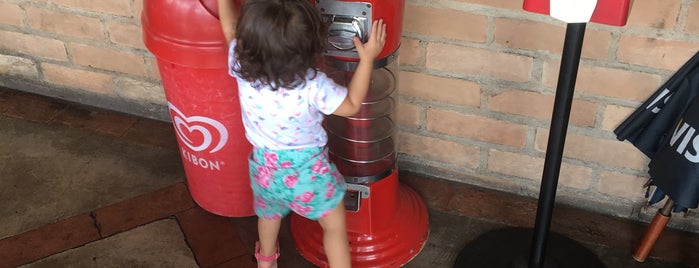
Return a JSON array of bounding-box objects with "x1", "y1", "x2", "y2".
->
[
  {"x1": 648, "y1": 95, "x2": 699, "y2": 211},
  {"x1": 615, "y1": 51, "x2": 699, "y2": 158},
  {"x1": 615, "y1": 51, "x2": 699, "y2": 212}
]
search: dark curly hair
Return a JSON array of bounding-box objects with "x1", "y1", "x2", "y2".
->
[{"x1": 232, "y1": 0, "x2": 327, "y2": 91}]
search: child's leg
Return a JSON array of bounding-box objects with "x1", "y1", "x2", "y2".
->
[
  {"x1": 257, "y1": 217, "x2": 282, "y2": 267},
  {"x1": 318, "y1": 202, "x2": 351, "y2": 268}
]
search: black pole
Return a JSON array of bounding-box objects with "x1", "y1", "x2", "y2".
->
[{"x1": 528, "y1": 22, "x2": 587, "y2": 268}]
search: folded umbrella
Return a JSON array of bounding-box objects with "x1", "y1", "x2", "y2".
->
[
  {"x1": 648, "y1": 94, "x2": 699, "y2": 211},
  {"x1": 615, "y1": 51, "x2": 699, "y2": 159},
  {"x1": 616, "y1": 52, "x2": 699, "y2": 263},
  {"x1": 615, "y1": 51, "x2": 699, "y2": 211}
]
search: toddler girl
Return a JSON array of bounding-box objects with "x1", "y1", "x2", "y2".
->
[{"x1": 218, "y1": 0, "x2": 386, "y2": 267}]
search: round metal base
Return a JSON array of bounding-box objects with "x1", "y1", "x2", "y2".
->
[
  {"x1": 453, "y1": 227, "x2": 606, "y2": 268},
  {"x1": 290, "y1": 178, "x2": 429, "y2": 267}
]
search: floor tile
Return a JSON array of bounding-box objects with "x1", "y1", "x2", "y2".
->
[
  {"x1": 0, "y1": 87, "x2": 17, "y2": 113},
  {"x1": 51, "y1": 105, "x2": 138, "y2": 137},
  {"x1": 2, "y1": 92, "x2": 68, "y2": 122},
  {"x1": 177, "y1": 207, "x2": 250, "y2": 267},
  {"x1": 446, "y1": 183, "x2": 537, "y2": 227},
  {"x1": 93, "y1": 183, "x2": 196, "y2": 237},
  {"x1": 19, "y1": 219, "x2": 198, "y2": 268},
  {"x1": 0, "y1": 115, "x2": 187, "y2": 238},
  {"x1": 400, "y1": 172, "x2": 455, "y2": 210},
  {"x1": 120, "y1": 118, "x2": 179, "y2": 150},
  {"x1": 209, "y1": 254, "x2": 257, "y2": 268},
  {"x1": 0, "y1": 214, "x2": 100, "y2": 268}
]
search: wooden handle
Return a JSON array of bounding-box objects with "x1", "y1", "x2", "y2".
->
[{"x1": 632, "y1": 199, "x2": 674, "y2": 262}]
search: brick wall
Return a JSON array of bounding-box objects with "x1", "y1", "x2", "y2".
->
[{"x1": 1, "y1": 0, "x2": 699, "y2": 231}]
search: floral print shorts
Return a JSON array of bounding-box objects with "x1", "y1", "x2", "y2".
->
[{"x1": 249, "y1": 146, "x2": 346, "y2": 220}]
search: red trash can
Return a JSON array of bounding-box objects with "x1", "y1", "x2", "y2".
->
[{"x1": 142, "y1": 0, "x2": 253, "y2": 217}]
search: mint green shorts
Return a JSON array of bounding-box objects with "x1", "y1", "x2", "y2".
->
[{"x1": 249, "y1": 147, "x2": 346, "y2": 220}]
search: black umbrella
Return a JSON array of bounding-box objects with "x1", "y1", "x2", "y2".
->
[
  {"x1": 615, "y1": 51, "x2": 699, "y2": 159},
  {"x1": 615, "y1": 51, "x2": 699, "y2": 262},
  {"x1": 615, "y1": 51, "x2": 699, "y2": 212},
  {"x1": 647, "y1": 94, "x2": 699, "y2": 211}
]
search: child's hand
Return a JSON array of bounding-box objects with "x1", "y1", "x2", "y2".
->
[{"x1": 353, "y1": 19, "x2": 386, "y2": 61}]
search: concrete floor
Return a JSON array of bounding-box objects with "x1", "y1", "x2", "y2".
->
[{"x1": 1, "y1": 86, "x2": 696, "y2": 267}]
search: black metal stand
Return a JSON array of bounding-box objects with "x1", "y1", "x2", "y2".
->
[{"x1": 454, "y1": 23, "x2": 605, "y2": 268}]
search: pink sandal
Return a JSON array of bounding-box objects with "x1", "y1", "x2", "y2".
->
[{"x1": 255, "y1": 241, "x2": 280, "y2": 268}]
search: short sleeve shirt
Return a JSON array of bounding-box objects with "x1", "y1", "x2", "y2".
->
[{"x1": 228, "y1": 40, "x2": 348, "y2": 150}]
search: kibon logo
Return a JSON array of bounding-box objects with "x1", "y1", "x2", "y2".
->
[{"x1": 168, "y1": 102, "x2": 228, "y2": 171}]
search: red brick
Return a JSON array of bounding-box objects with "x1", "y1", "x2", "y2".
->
[
  {"x1": 495, "y1": 18, "x2": 610, "y2": 60},
  {"x1": 494, "y1": 18, "x2": 565, "y2": 54},
  {"x1": 396, "y1": 103, "x2": 420, "y2": 129},
  {"x1": 447, "y1": 184, "x2": 537, "y2": 227},
  {"x1": 0, "y1": 30, "x2": 67, "y2": 61},
  {"x1": 147, "y1": 56, "x2": 162, "y2": 81},
  {"x1": 2, "y1": 92, "x2": 68, "y2": 123},
  {"x1": 535, "y1": 129, "x2": 649, "y2": 170},
  {"x1": 426, "y1": 43, "x2": 533, "y2": 82},
  {"x1": 41, "y1": 63, "x2": 116, "y2": 95},
  {"x1": 52, "y1": 105, "x2": 139, "y2": 137},
  {"x1": 0, "y1": 2, "x2": 25, "y2": 26},
  {"x1": 543, "y1": 60, "x2": 662, "y2": 102},
  {"x1": 405, "y1": 4, "x2": 487, "y2": 42},
  {"x1": 456, "y1": 0, "x2": 521, "y2": 10},
  {"x1": 26, "y1": 7, "x2": 103, "y2": 40},
  {"x1": 426, "y1": 108, "x2": 528, "y2": 147},
  {"x1": 0, "y1": 214, "x2": 100, "y2": 267},
  {"x1": 93, "y1": 183, "x2": 196, "y2": 237},
  {"x1": 399, "y1": 71, "x2": 481, "y2": 108},
  {"x1": 400, "y1": 37, "x2": 421, "y2": 66},
  {"x1": 134, "y1": 0, "x2": 144, "y2": 21},
  {"x1": 399, "y1": 171, "x2": 456, "y2": 211},
  {"x1": 115, "y1": 77, "x2": 166, "y2": 104},
  {"x1": 120, "y1": 118, "x2": 178, "y2": 150},
  {"x1": 209, "y1": 255, "x2": 256, "y2": 268},
  {"x1": 687, "y1": 1, "x2": 699, "y2": 34},
  {"x1": 601, "y1": 104, "x2": 635, "y2": 131},
  {"x1": 598, "y1": 171, "x2": 647, "y2": 201},
  {"x1": 53, "y1": 0, "x2": 133, "y2": 17},
  {"x1": 69, "y1": 43, "x2": 148, "y2": 76},
  {"x1": 617, "y1": 35, "x2": 698, "y2": 71},
  {"x1": 0, "y1": 88, "x2": 16, "y2": 113},
  {"x1": 107, "y1": 21, "x2": 145, "y2": 49},
  {"x1": 399, "y1": 132, "x2": 480, "y2": 169},
  {"x1": 626, "y1": 0, "x2": 681, "y2": 29},
  {"x1": 488, "y1": 89, "x2": 597, "y2": 127},
  {"x1": 487, "y1": 149, "x2": 592, "y2": 189},
  {"x1": 176, "y1": 207, "x2": 248, "y2": 267},
  {"x1": 0, "y1": 54, "x2": 39, "y2": 79}
]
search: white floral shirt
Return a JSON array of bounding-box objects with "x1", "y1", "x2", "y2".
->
[{"x1": 228, "y1": 40, "x2": 348, "y2": 149}]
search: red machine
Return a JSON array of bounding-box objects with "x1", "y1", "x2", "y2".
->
[
  {"x1": 290, "y1": 0, "x2": 429, "y2": 267},
  {"x1": 523, "y1": 0, "x2": 630, "y2": 26},
  {"x1": 142, "y1": 0, "x2": 254, "y2": 217}
]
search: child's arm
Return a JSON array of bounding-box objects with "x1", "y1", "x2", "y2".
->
[
  {"x1": 217, "y1": 0, "x2": 237, "y2": 44},
  {"x1": 333, "y1": 20, "x2": 387, "y2": 117}
]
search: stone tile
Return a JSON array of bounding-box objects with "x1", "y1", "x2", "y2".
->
[
  {"x1": 209, "y1": 255, "x2": 257, "y2": 268},
  {"x1": 400, "y1": 171, "x2": 455, "y2": 211},
  {"x1": 176, "y1": 207, "x2": 248, "y2": 267},
  {"x1": 2, "y1": 92, "x2": 68, "y2": 122},
  {"x1": 0, "y1": 87, "x2": 17, "y2": 113},
  {"x1": 446, "y1": 183, "x2": 537, "y2": 227},
  {"x1": 20, "y1": 219, "x2": 198, "y2": 268},
  {"x1": 51, "y1": 105, "x2": 138, "y2": 137},
  {"x1": 93, "y1": 183, "x2": 196, "y2": 237},
  {"x1": 120, "y1": 118, "x2": 178, "y2": 150},
  {"x1": 0, "y1": 214, "x2": 100, "y2": 267},
  {"x1": 552, "y1": 205, "x2": 642, "y2": 250}
]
